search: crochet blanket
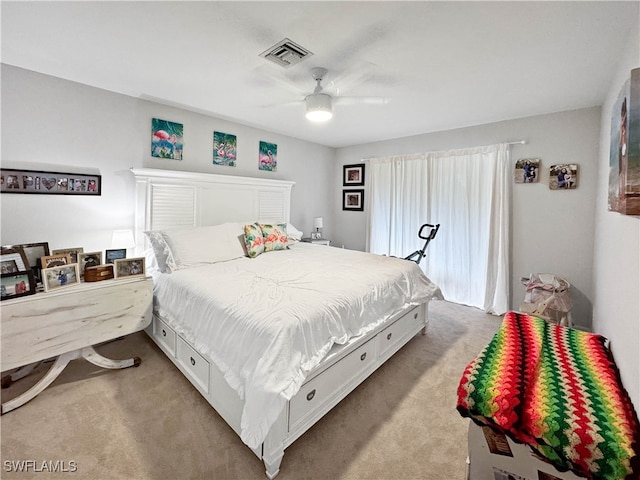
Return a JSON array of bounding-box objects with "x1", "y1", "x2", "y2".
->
[{"x1": 457, "y1": 311, "x2": 640, "y2": 480}]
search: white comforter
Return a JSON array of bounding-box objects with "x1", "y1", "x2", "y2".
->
[{"x1": 153, "y1": 243, "x2": 442, "y2": 448}]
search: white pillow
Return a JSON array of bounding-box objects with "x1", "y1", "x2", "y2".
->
[
  {"x1": 286, "y1": 223, "x2": 304, "y2": 242},
  {"x1": 144, "y1": 230, "x2": 178, "y2": 273},
  {"x1": 163, "y1": 223, "x2": 246, "y2": 268}
]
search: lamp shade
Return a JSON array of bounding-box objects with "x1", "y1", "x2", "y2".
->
[
  {"x1": 313, "y1": 217, "x2": 323, "y2": 229},
  {"x1": 111, "y1": 229, "x2": 135, "y2": 249},
  {"x1": 305, "y1": 94, "x2": 332, "y2": 122}
]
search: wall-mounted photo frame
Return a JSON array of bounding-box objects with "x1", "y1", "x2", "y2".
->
[
  {"x1": 549, "y1": 164, "x2": 578, "y2": 190},
  {"x1": 40, "y1": 253, "x2": 72, "y2": 269},
  {"x1": 105, "y1": 248, "x2": 126, "y2": 263},
  {"x1": 514, "y1": 158, "x2": 540, "y2": 183},
  {"x1": 258, "y1": 141, "x2": 277, "y2": 172},
  {"x1": 51, "y1": 248, "x2": 84, "y2": 264},
  {"x1": 0, "y1": 247, "x2": 29, "y2": 274},
  {"x1": 114, "y1": 257, "x2": 145, "y2": 279},
  {"x1": 151, "y1": 118, "x2": 183, "y2": 160},
  {"x1": 343, "y1": 164, "x2": 365, "y2": 186},
  {"x1": 42, "y1": 263, "x2": 80, "y2": 292},
  {"x1": 1, "y1": 169, "x2": 101, "y2": 195},
  {"x1": 1, "y1": 271, "x2": 36, "y2": 300},
  {"x1": 609, "y1": 67, "x2": 640, "y2": 215},
  {"x1": 342, "y1": 189, "x2": 365, "y2": 211},
  {"x1": 213, "y1": 131, "x2": 237, "y2": 167}
]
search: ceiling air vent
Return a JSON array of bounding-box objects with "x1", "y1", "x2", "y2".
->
[{"x1": 259, "y1": 38, "x2": 313, "y2": 68}]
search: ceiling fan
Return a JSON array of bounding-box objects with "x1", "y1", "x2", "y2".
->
[{"x1": 303, "y1": 67, "x2": 390, "y2": 122}]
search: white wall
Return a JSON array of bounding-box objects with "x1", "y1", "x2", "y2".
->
[
  {"x1": 334, "y1": 108, "x2": 601, "y2": 329},
  {"x1": 1, "y1": 65, "x2": 335, "y2": 253},
  {"x1": 593, "y1": 21, "x2": 640, "y2": 410}
]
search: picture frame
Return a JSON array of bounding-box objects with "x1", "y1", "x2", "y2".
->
[
  {"x1": 78, "y1": 251, "x2": 103, "y2": 279},
  {"x1": 342, "y1": 189, "x2": 365, "y2": 211},
  {"x1": 310, "y1": 232, "x2": 322, "y2": 240},
  {"x1": 343, "y1": 164, "x2": 365, "y2": 186},
  {"x1": 0, "y1": 247, "x2": 30, "y2": 274},
  {"x1": 51, "y1": 247, "x2": 84, "y2": 264},
  {"x1": 213, "y1": 131, "x2": 237, "y2": 167},
  {"x1": 152, "y1": 118, "x2": 184, "y2": 160},
  {"x1": 258, "y1": 141, "x2": 277, "y2": 172},
  {"x1": 114, "y1": 257, "x2": 145, "y2": 279},
  {"x1": 549, "y1": 164, "x2": 578, "y2": 190},
  {"x1": 40, "y1": 253, "x2": 72, "y2": 269},
  {"x1": 1, "y1": 271, "x2": 36, "y2": 300},
  {"x1": 514, "y1": 158, "x2": 540, "y2": 183},
  {"x1": 42, "y1": 263, "x2": 80, "y2": 292},
  {"x1": 105, "y1": 248, "x2": 126, "y2": 263},
  {"x1": 7, "y1": 242, "x2": 50, "y2": 286},
  {"x1": 1, "y1": 168, "x2": 101, "y2": 195}
]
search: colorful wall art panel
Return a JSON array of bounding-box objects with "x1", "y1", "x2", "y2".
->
[
  {"x1": 258, "y1": 141, "x2": 277, "y2": 172},
  {"x1": 213, "y1": 131, "x2": 237, "y2": 166},
  {"x1": 151, "y1": 118, "x2": 183, "y2": 160}
]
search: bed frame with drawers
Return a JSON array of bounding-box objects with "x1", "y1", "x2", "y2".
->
[{"x1": 132, "y1": 168, "x2": 432, "y2": 479}]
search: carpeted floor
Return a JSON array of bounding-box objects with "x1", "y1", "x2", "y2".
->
[{"x1": 0, "y1": 300, "x2": 501, "y2": 480}]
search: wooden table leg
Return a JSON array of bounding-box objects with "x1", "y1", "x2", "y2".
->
[{"x1": 1, "y1": 347, "x2": 141, "y2": 414}]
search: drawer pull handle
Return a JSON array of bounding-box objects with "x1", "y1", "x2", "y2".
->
[
  {"x1": 306, "y1": 389, "x2": 316, "y2": 401},
  {"x1": 387, "y1": 332, "x2": 393, "y2": 341},
  {"x1": 162, "y1": 329, "x2": 166, "y2": 337},
  {"x1": 414, "y1": 313, "x2": 418, "y2": 319},
  {"x1": 360, "y1": 352, "x2": 367, "y2": 361},
  {"x1": 190, "y1": 357, "x2": 196, "y2": 366}
]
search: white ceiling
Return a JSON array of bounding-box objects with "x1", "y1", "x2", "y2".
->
[{"x1": 1, "y1": 1, "x2": 638, "y2": 148}]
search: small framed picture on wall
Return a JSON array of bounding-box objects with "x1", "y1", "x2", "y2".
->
[
  {"x1": 342, "y1": 189, "x2": 365, "y2": 211},
  {"x1": 343, "y1": 164, "x2": 365, "y2": 186}
]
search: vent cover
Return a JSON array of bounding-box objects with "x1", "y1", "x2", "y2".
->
[{"x1": 259, "y1": 38, "x2": 312, "y2": 68}]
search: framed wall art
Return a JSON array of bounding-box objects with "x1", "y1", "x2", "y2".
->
[
  {"x1": 514, "y1": 158, "x2": 540, "y2": 183},
  {"x1": 1, "y1": 271, "x2": 36, "y2": 300},
  {"x1": 1, "y1": 169, "x2": 101, "y2": 195},
  {"x1": 258, "y1": 141, "x2": 277, "y2": 172},
  {"x1": 342, "y1": 189, "x2": 365, "y2": 211},
  {"x1": 151, "y1": 118, "x2": 183, "y2": 160},
  {"x1": 549, "y1": 164, "x2": 578, "y2": 190},
  {"x1": 42, "y1": 263, "x2": 80, "y2": 292},
  {"x1": 213, "y1": 131, "x2": 237, "y2": 166},
  {"x1": 343, "y1": 164, "x2": 366, "y2": 186},
  {"x1": 609, "y1": 67, "x2": 640, "y2": 215}
]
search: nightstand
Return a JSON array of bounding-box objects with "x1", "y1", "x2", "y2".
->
[
  {"x1": 1, "y1": 276, "x2": 152, "y2": 413},
  {"x1": 301, "y1": 238, "x2": 331, "y2": 246}
]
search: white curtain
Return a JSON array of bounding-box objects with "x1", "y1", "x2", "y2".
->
[{"x1": 367, "y1": 144, "x2": 510, "y2": 315}]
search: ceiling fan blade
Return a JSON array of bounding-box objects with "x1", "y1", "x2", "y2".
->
[{"x1": 333, "y1": 96, "x2": 391, "y2": 106}]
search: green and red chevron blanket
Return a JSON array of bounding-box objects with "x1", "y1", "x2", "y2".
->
[{"x1": 457, "y1": 311, "x2": 640, "y2": 480}]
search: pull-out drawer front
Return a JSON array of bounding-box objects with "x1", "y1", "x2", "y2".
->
[
  {"x1": 378, "y1": 306, "x2": 422, "y2": 360},
  {"x1": 289, "y1": 338, "x2": 376, "y2": 430},
  {"x1": 176, "y1": 337, "x2": 210, "y2": 394},
  {"x1": 153, "y1": 316, "x2": 177, "y2": 357}
]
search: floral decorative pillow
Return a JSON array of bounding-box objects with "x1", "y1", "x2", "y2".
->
[
  {"x1": 244, "y1": 223, "x2": 265, "y2": 258},
  {"x1": 260, "y1": 223, "x2": 288, "y2": 252}
]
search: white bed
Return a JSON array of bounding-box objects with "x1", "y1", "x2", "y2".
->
[{"x1": 132, "y1": 168, "x2": 442, "y2": 478}]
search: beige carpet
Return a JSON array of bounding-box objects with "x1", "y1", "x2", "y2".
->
[{"x1": 1, "y1": 301, "x2": 501, "y2": 480}]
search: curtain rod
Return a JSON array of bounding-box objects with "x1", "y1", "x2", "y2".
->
[{"x1": 360, "y1": 140, "x2": 527, "y2": 162}]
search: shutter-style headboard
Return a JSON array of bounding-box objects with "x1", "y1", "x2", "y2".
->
[{"x1": 131, "y1": 168, "x2": 295, "y2": 251}]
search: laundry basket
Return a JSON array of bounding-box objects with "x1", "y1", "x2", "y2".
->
[{"x1": 519, "y1": 273, "x2": 572, "y2": 326}]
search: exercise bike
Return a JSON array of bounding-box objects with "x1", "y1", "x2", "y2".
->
[{"x1": 404, "y1": 223, "x2": 440, "y2": 266}]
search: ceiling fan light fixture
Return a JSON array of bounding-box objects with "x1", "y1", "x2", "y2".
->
[{"x1": 305, "y1": 93, "x2": 332, "y2": 122}]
